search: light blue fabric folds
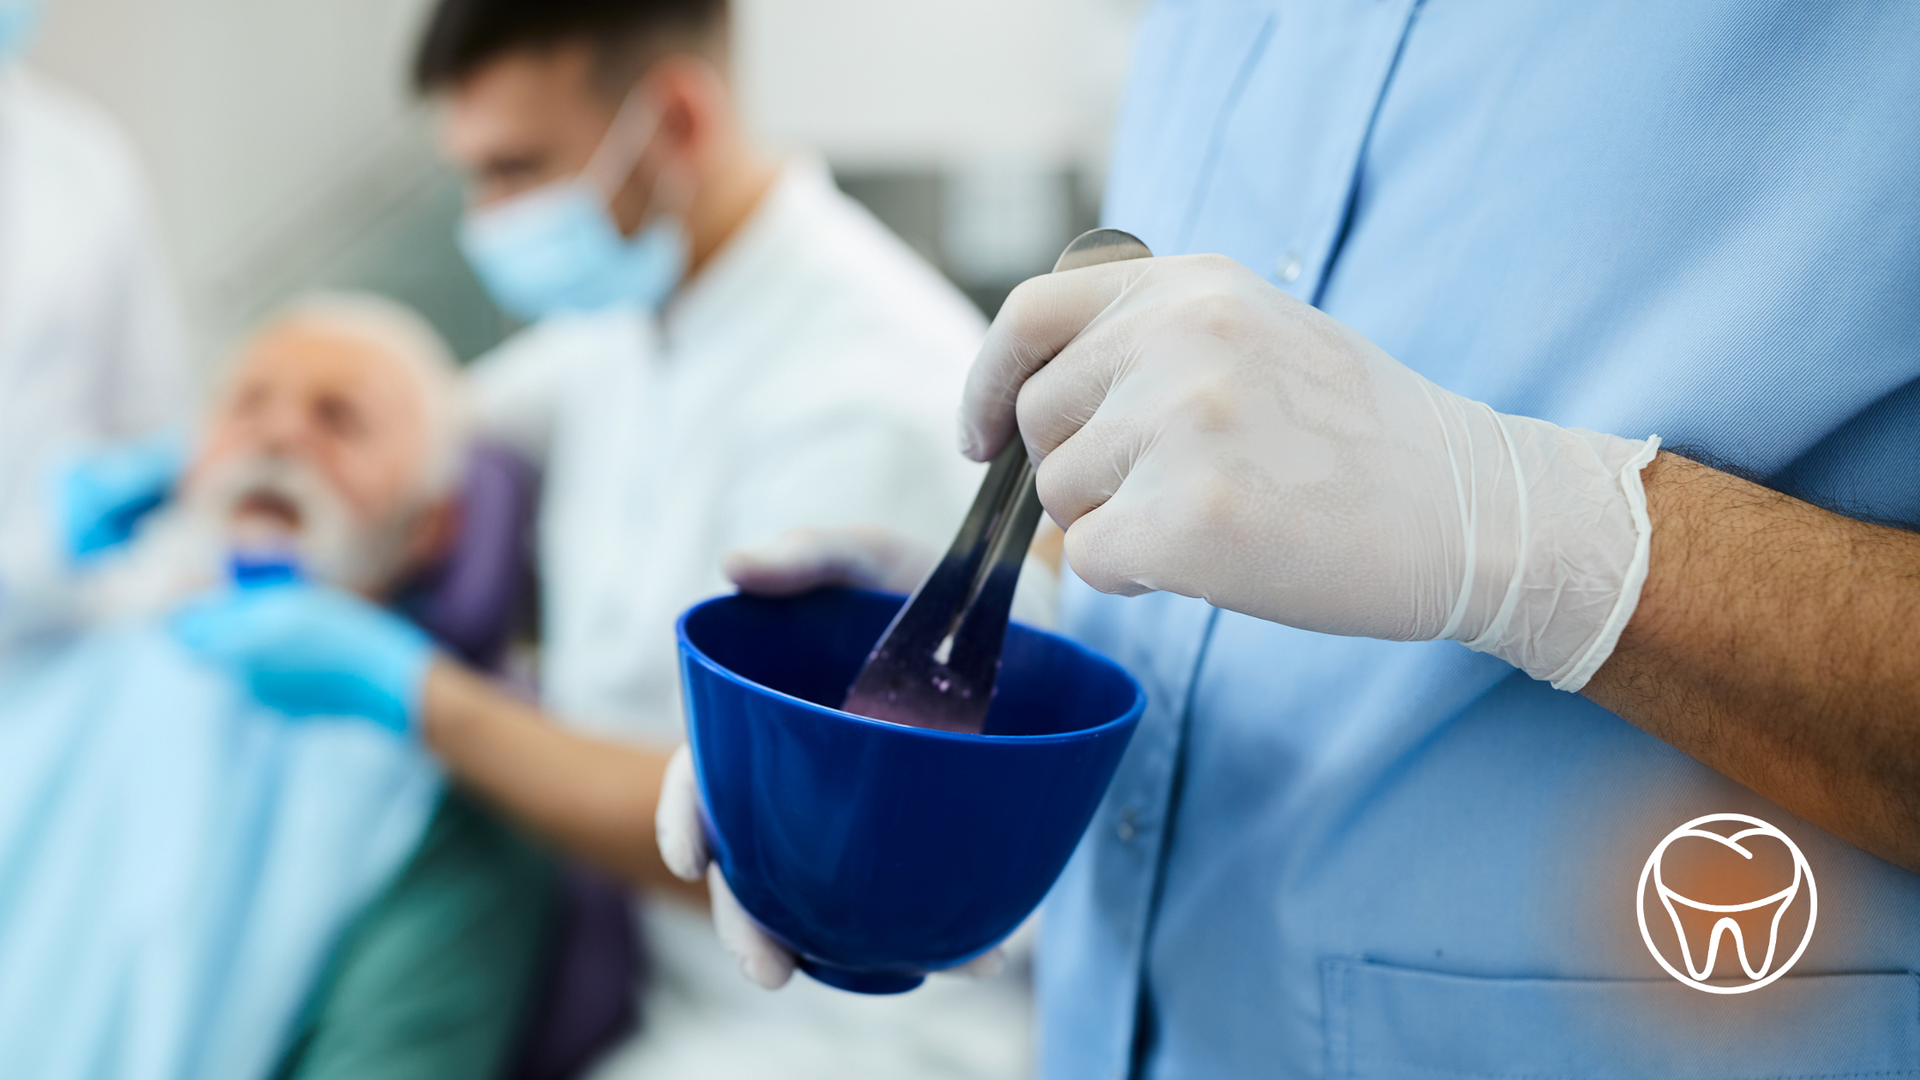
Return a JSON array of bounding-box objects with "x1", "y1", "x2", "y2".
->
[{"x1": 0, "y1": 624, "x2": 440, "y2": 1080}]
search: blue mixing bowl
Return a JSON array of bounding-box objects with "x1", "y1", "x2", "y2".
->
[{"x1": 677, "y1": 588, "x2": 1144, "y2": 994}]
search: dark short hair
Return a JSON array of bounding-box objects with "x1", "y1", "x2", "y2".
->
[{"x1": 412, "y1": 0, "x2": 724, "y2": 94}]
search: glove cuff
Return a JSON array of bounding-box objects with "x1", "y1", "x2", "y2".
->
[
  {"x1": 1449, "y1": 408, "x2": 1660, "y2": 692},
  {"x1": 1539, "y1": 433, "x2": 1659, "y2": 690},
  {"x1": 365, "y1": 617, "x2": 435, "y2": 736}
]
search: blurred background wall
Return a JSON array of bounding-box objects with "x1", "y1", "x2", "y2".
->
[{"x1": 26, "y1": 0, "x2": 1140, "y2": 365}]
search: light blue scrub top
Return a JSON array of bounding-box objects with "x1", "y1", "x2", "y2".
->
[{"x1": 1040, "y1": 3, "x2": 1920, "y2": 1078}]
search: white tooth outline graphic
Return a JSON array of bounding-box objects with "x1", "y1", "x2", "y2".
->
[{"x1": 1636, "y1": 813, "x2": 1817, "y2": 995}]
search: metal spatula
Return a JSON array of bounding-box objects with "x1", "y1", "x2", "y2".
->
[{"x1": 841, "y1": 228, "x2": 1154, "y2": 733}]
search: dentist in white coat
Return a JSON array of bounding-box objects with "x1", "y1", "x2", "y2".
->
[{"x1": 0, "y1": 0, "x2": 190, "y2": 616}]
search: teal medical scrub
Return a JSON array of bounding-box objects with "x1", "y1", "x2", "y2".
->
[{"x1": 1041, "y1": 2, "x2": 1920, "y2": 1078}]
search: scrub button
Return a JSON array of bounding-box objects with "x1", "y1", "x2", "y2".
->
[
  {"x1": 1278, "y1": 250, "x2": 1303, "y2": 284},
  {"x1": 1116, "y1": 808, "x2": 1139, "y2": 843}
]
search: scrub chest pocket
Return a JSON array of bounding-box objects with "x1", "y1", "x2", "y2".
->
[{"x1": 1321, "y1": 959, "x2": 1920, "y2": 1079}]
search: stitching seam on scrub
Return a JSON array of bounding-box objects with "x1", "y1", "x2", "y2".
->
[{"x1": 1172, "y1": 14, "x2": 1279, "y2": 256}]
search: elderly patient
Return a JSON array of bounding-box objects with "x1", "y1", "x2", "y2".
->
[{"x1": 0, "y1": 294, "x2": 552, "y2": 1080}]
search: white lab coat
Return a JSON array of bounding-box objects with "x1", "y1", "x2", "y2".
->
[
  {"x1": 470, "y1": 158, "x2": 986, "y2": 745},
  {"x1": 0, "y1": 66, "x2": 189, "y2": 596}
]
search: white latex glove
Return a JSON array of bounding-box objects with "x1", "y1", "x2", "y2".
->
[
  {"x1": 959, "y1": 254, "x2": 1658, "y2": 691},
  {"x1": 722, "y1": 525, "x2": 936, "y2": 598},
  {"x1": 724, "y1": 524, "x2": 1060, "y2": 630},
  {"x1": 656, "y1": 743, "x2": 1008, "y2": 990},
  {"x1": 657, "y1": 744, "x2": 797, "y2": 989}
]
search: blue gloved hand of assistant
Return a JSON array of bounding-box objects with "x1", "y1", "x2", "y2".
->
[
  {"x1": 57, "y1": 431, "x2": 187, "y2": 560},
  {"x1": 0, "y1": 0, "x2": 48, "y2": 61},
  {"x1": 170, "y1": 582, "x2": 434, "y2": 736}
]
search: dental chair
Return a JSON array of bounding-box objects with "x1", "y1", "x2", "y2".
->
[{"x1": 396, "y1": 441, "x2": 642, "y2": 1080}]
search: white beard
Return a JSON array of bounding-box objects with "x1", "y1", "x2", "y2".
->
[
  {"x1": 81, "y1": 509, "x2": 228, "y2": 623},
  {"x1": 83, "y1": 454, "x2": 423, "y2": 624}
]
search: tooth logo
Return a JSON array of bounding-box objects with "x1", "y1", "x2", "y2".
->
[{"x1": 1636, "y1": 813, "x2": 1817, "y2": 995}]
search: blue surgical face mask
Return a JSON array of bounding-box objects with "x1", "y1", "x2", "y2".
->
[
  {"x1": 459, "y1": 183, "x2": 687, "y2": 322},
  {"x1": 458, "y1": 90, "x2": 690, "y2": 322},
  {"x1": 0, "y1": 0, "x2": 46, "y2": 62}
]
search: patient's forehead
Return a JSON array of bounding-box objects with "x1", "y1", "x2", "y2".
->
[{"x1": 225, "y1": 318, "x2": 430, "y2": 431}]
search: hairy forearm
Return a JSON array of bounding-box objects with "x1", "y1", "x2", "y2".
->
[
  {"x1": 421, "y1": 661, "x2": 705, "y2": 902},
  {"x1": 1585, "y1": 452, "x2": 1920, "y2": 868}
]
